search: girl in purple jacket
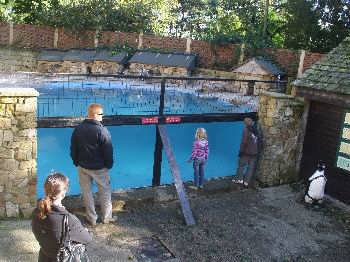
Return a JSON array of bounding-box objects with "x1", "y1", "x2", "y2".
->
[{"x1": 187, "y1": 128, "x2": 209, "y2": 189}]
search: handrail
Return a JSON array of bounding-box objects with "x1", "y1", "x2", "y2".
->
[{"x1": 18, "y1": 71, "x2": 288, "y2": 84}]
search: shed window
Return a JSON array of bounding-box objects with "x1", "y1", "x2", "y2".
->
[{"x1": 337, "y1": 112, "x2": 350, "y2": 172}]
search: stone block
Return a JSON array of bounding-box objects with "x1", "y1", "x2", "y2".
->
[
  {"x1": 32, "y1": 141, "x2": 37, "y2": 159},
  {"x1": 0, "y1": 207, "x2": 5, "y2": 217},
  {"x1": 15, "y1": 149, "x2": 32, "y2": 161},
  {"x1": 14, "y1": 177, "x2": 28, "y2": 188},
  {"x1": 0, "y1": 117, "x2": 11, "y2": 128},
  {"x1": 0, "y1": 104, "x2": 5, "y2": 116},
  {"x1": 0, "y1": 159, "x2": 17, "y2": 171},
  {"x1": 0, "y1": 148, "x2": 14, "y2": 158},
  {"x1": 3, "y1": 130, "x2": 13, "y2": 142},
  {"x1": 0, "y1": 97, "x2": 17, "y2": 104},
  {"x1": 18, "y1": 159, "x2": 35, "y2": 170},
  {"x1": 15, "y1": 101, "x2": 36, "y2": 113},
  {"x1": 12, "y1": 170, "x2": 28, "y2": 178},
  {"x1": 5, "y1": 201, "x2": 19, "y2": 217},
  {"x1": 18, "y1": 128, "x2": 36, "y2": 138},
  {"x1": 20, "y1": 207, "x2": 35, "y2": 218},
  {"x1": 12, "y1": 140, "x2": 32, "y2": 150},
  {"x1": 5, "y1": 104, "x2": 15, "y2": 116}
]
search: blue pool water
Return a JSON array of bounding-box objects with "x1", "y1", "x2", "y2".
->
[
  {"x1": 37, "y1": 80, "x2": 251, "y2": 117},
  {"x1": 37, "y1": 80, "x2": 246, "y2": 197}
]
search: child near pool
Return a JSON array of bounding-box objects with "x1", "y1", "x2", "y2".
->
[{"x1": 187, "y1": 128, "x2": 209, "y2": 189}]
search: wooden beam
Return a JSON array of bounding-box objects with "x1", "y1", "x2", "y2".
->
[
  {"x1": 37, "y1": 112, "x2": 258, "y2": 128},
  {"x1": 295, "y1": 87, "x2": 350, "y2": 108},
  {"x1": 158, "y1": 125, "x2": 195, "y2": 226}
]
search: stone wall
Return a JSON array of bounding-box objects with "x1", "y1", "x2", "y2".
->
[
  {"x1": 0, "y1": 48, "x2": 38, "y2": 72},
  {"x1": 128, "y1": 63, "x2": 190, "y2": 76},
  {"x1": 256, "y1": 91, "x2": 304, "y2": 186},
  {"x1": 37, "y1": 60, "x2": 123, "y2": 74},
  {"x1": 0, "y1": 88, "x2": 38, "y2": 218}
]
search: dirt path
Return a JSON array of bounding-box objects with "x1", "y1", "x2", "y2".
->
[{"x1": 0, "y1": 185, "x2": 349, "y2": 262}]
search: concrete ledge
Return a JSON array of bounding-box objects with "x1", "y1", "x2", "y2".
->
[
  {"x1": 261, "y1": 90, "x2": 295, "y2": 99},
  {"x1": 64, "y1": 176, "x2": 242, "y2": 213},
  {"x1": 0, "y1": 88, "x2": 39, "y2": 97}
]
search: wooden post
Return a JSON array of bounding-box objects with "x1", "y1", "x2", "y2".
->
[
  {"x1": 297, "y1": 50, "x2": 306, "y2": 78},
  {"x1": 186, "y1": 37, "x2": 191, "y2": 53},
  {"x1": 94, "y1": 30, "x2": 99, "y2": 48},
  {"x1": 9, "y1": 22, "x2": 13, "y2": 46},
  {"x1": 138, "y1": 32, "x2": 143, "y2": 49},
  {"x1": 54, "y1": 28, "x2": 59, "y2": 48},
  {"x1": 152, "y1": 78, "x2": 166, "y2": 186},
  {"x1": 238, "y1": 43, "x2": 246, "y2": 64}
]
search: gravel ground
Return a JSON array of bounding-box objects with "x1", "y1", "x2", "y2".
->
[{"x1": 0, "y1": 184, "x2": 349, "y2": 262}]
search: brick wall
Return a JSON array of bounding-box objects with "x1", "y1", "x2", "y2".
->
[
  {"x1": 143, "y1": 34, "x2": 186, "y2": 51},
  {"x1": 0, "y1": 23, "x2": 9, "y2": 46},
  {"x1": 0, "y1": 22, "x2": 324, "y2": 74},
  {"x1": 13, "y1": 24, "x2": 55, "y2": 49},
  {"x1": 303, "y1": 51, "x2": 325, "y2": 72},
  {"x1": 259, "y1": 48, "x2": 300, "y2": 77},
  {"x1": 57, "y1": 29, "x2": 95, "y2": 49}
]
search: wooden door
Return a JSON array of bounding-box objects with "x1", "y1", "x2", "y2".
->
[{"x1": 300, "y1": 101, "x2": 350, "y2": 204}]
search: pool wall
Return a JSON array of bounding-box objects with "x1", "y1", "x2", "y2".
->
[
  {"x1": 0, "y1": 88, "x2": 38, "y2": 218},
  {"x1": 0, "y1": 85, "x2": 304, "y2": 218}
]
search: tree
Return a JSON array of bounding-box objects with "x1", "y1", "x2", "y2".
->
[{"x1": 283, "y1": 0, "x2": 350, "y2": 52}]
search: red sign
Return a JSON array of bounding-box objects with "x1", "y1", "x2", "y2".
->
[
  {"x1": 141, "y1": 117, "x2": 159, "y2": 124},
  {"x1": 165, "y1": 116, "x2": 182, "y2": 123}
]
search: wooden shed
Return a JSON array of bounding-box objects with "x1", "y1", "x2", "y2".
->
[
  {"x1": 37, "y1": 49, "x2": 128, "y2": 74},
  {"x1": 92, "y1": 50, "x2": 128, "y2": 74},
  {"x1": 232, "y1": 58, "x2": 285, "y2": 95},
  {"x1": 294, "y1": 37, "x2": 350, "y2": 204},
  {"x1": 61, "y1": 49, "x2": 96, "y2": 74},
  {"x1": 127, "y1": 51, "x2": 196, "y2": 76},
  {"x1": 37, "y1": 49, "x2": 66, "y2": 73}
]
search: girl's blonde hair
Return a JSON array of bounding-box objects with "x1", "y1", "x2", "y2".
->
[
  {"x1": 37, "y1": 172, "x2": 69, "y2": 219},
  {"x1": 195, "y1": 128, "x2": 207, "y2": 140}
]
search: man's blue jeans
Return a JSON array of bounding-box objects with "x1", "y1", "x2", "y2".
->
[{"x1": 193, "y1": 159, "x2": 206, "y2": 187}]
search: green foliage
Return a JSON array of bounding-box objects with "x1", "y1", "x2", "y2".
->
[
  {"x1": 111, "y1": 42, "x2": 136, "y2": 56},
  {"x1": 0, "y1": 0, "x2": 349, "y2": 53}
]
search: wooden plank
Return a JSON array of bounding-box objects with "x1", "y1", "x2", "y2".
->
[
  {"x1": 37, "y1": 112, "x2": 257, "y2": 128},
  {"x1": 295, "y1": 87, "x2": 350, "y2": 108},
  {"x1": 158, "y1": 125, "x2": 195, "y2": 226}
]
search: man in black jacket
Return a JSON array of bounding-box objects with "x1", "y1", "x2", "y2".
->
[{"x1": 70, "y1": 103, "x2": 114, "y2": 226}]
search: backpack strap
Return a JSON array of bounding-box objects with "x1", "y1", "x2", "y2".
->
[{"x1": 59, "y1": 214, "x2": 70, "y2": 248}]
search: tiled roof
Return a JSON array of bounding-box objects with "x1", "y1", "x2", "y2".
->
[
  {"x1": 37, "y1": 49, "x2": 66, "y2": 61},
  {"x1": 37, "y1": 49, "x2": 128, "y2": 64},
  {"x1": 128, "y1": 51, "x2": 197, "y2": 70},
  {"x1": 294, "y1": 37, "x2": 350, "y2": 95},
  {"x1": 62, "y1": 49, "x2": 96, "y2": 62},
  {"x1": 93, "y1": 50, "x2": 128, "y2": 63},
  {"x1": 233, "y1": 58, "x2": 285, "y2": 77}
]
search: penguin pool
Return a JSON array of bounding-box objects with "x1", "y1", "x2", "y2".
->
[{"x1": 36, "y1": 78, "x2": 257, "y2": 197}]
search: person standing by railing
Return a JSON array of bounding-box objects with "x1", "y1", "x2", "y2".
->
[
  {"x1": 70, "y1": 103, "x2": 115, "y2": 226},
  {"x1": 187, "y1": 128, "x2": 209, "y2": 190},
  {"x1": 233, "y1": 117, "x2": 259, "y2": 187}
]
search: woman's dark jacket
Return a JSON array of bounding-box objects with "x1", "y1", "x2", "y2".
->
[{"x1": 32, "y1": 205, "x2": 92, "y2": 262}]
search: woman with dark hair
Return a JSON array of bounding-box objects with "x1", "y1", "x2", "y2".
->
[{"x1": 32, "y1": 172, "x2": 92, "y2": 262}]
